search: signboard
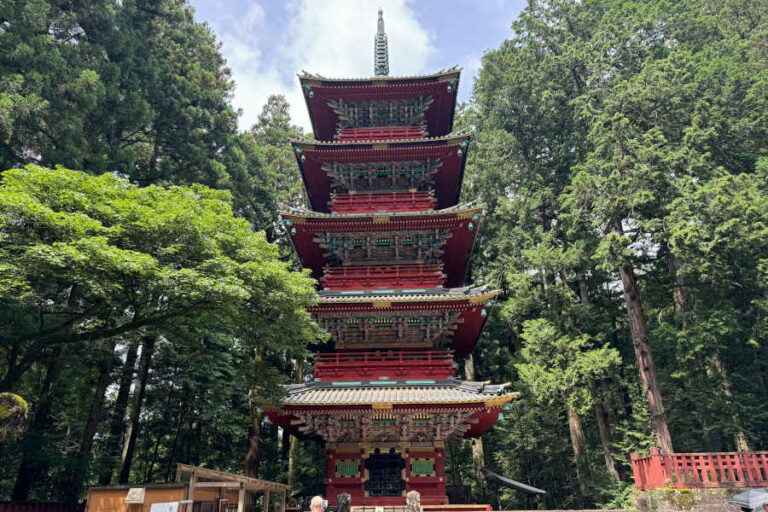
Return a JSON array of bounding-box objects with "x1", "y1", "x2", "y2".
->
[{"x1": 125, "y1": 488, "x2": 146, "y2": 504}]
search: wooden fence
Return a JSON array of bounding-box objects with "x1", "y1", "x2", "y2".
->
[{"x1": 631, "y1": 448, "x2": 768, "y2": 490}]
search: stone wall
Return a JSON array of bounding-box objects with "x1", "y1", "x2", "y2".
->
[{"x1": 633, "y1": 488, "x2": 740, "y2": 512}]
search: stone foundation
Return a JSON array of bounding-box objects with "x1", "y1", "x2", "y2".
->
[{"x1": 633, "y1": 488, "x2": 741, "y2": 512}]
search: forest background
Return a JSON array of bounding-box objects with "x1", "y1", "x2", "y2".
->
[{"x1": 1, "y1": 0, "x2": 767, "y2": 509}]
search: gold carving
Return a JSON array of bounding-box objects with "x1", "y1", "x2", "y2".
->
[
  {"x1": 372, "y1": 215, "x2": 389, "y2": 223},
  {"x1": 485, "y1": 393, "x2": 521, "y2": 408},
  {"x1": 457, "y1": 208, "x2": 482, "y2": 219}
]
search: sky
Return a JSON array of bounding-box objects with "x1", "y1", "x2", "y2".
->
[{"x1": 188, "y1": 0, "x2": 526, "y2": 131}]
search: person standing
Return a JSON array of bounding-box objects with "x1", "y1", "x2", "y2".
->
[{"x1": 310, "y1": 496, "x2": 325, "y2": 512}]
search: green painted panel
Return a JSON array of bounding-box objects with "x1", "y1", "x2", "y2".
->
[
  {"x1": 336, "y1": 459, "x2": 360, "y2": 477},
  {"x1": 411, "y1": 459, "x2": 435, "y2": 476}
]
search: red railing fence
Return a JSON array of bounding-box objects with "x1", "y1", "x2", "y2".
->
[
  {"x1": 330, "y1": 191, "x2": 435, "y2": 213},
  {"x1": 337, "y1": 126, "x2": 426, "y2": 142},
  {"x1": 316, "y1": 349, "x2": 453, "y2": 365},
  {"x1": 631, "y1": 448, "x2": 768, "y2": 490}
]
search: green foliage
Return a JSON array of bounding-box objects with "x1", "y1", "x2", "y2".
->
[
  {"x1": 0, "y1": 165, "x2": 323, "y2": 496},
  {"x1": 0, "y1": 393, "x2": 29, "y2": 442},
  {"x1": 517, "y1": 319, "x2": 620, "y2": 415},
  {"x1": 465, "y1": 0, "x2": 768, "y2": 506}
]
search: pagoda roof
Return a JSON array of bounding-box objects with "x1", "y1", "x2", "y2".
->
[
  {"x1": 298, "y1": 67, "x2": 461, "y2": 84},
  {"x1": 316, "y1": 284, "x2": 496, "y2": 302},
  {"x1": 282, "y1": 204, "x2": 483, "y2": 288},
  {"x1": 298, "y1": 69, "x2": 460, "y2": 141},
  {"x1": 309, "y1": 286, "x2": 499, "y2": 357},
  {"x1": 292, "y1": 133, "x2": 470, "y2": 212},
  {"x1": 281, "y1": 377, "x2": 518, "y2": 407}
]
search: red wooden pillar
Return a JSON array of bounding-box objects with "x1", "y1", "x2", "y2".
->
[
  {"x1": 650, "y1": 448, "x2": 666, "y2": 488},
  {"x1": 631, "y1": 452, "x2": 645, "y2": 490}
]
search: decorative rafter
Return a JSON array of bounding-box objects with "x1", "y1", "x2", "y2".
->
[
  {"x1": 323, "y1": 159, "x2": 442, "y2": 193},
  {"x1": 292, "y1": 409, "x2": 475, "y2": 444},
  {"x1": 315, "y1": 229, "x2": 451, "y2": 266},
  {"x1": 328, "y1": 96, "x2": 434, "y2": 133},
  {"x1": 315, "y1": 310, "x2": 462, "y2": 349}
]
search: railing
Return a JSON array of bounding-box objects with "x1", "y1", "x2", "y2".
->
[
  {"x1": 631, "y1": 448, "x2": 768, "y2": 490},
  {"x1": 316, "y1": 350, "x2": 453, "y2": 365},
  {"x1": 313, "y1": 350, "x2": 455, "y2": 380},
  {"x1": 330, "y1": 191, "x2": 435, "y2": 213},
  {"x1": 337, "y1": 126, "x2": 427, "y2": 141},
  {"x1": 322, "y1": 264, "x2": 444, "y2": 291}
]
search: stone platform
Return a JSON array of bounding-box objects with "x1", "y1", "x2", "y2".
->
[{"x1": 633, "y1": 489, "x2": 741, "y2": 512}]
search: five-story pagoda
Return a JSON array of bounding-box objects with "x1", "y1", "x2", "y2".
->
[{"x1": 267, "y1": 10, "x2": 518, "y2": 508}]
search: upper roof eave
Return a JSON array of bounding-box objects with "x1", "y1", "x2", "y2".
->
[
  {"x1": 298, "y1": 67, "x2": 461, "y2": 85},
  {"x1": 289, "y1": 131, "x2": 470, "y2": 149},
  {"x1": 279, "y1": 201, "x2": 483, "y2": 222},
  {"x1": 278, "y1": 376, "x2": 520, "y2": 407},
  {"x1": 314, "y1": 286, "x2": 500, "y2": 305}
]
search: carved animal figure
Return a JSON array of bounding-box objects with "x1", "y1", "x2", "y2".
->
[
  {"x1": 337, "y1": 493, "x2": 351, "y2": 512},
  {"x1": 406, "y1": 490, "x2": 421, "y2": 512}
]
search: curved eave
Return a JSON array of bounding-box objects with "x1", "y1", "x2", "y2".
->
[
  {"x1": 282, "y1": 203, "x2": 482, "y2": 222},
  {"x1": 290, "y1": 132, "x2": 469, "y2": 149},
  {"x1": 314, "y1": 287, "x2": 499, "y2": 305},
  {"x1": 276, "y1": 378, "x2": 517, "y2": 408},
  {"x1": 298, "y1": 68, "x2": 461, "y2": 85},
  {"x1": 282, "y1": 206, "x2": 483, "y2": 288},
  {"x1": 279, "y1": 393, "x2": 519, "y2": 408},
  {"x1": 292, "y1": 134, "x2": 470, "y2": 212},
  {"x1": 299, "y1": 70, "x2": 461, "y2": 141},
  {"x1": 309, "y1": 288, "x2": 500, "y2": 357}
]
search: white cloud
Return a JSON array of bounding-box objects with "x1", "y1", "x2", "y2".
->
[{"x1": 210, "y1": 0, "x2": 436, "y2": 131}]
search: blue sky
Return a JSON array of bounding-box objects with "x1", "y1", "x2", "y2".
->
[{"x1": 189, "y1": 0, "x2": 526, "y2": 130}]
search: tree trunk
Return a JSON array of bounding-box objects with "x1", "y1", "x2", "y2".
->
[
  {"x1": 99, "y1": 338, "x2": 140, "y2": 484},
  {"x1": 145, "y1": 385, "x2": 175, "y2": 483},
  {"x1": 66, "y1": 342, "x2": 117, "y2": 502},
  {"x1": 288, "y1": 433, "x2": 299, "y2": 489},
  {"x1": 245, "y1": 406, "x2": 262, "y2": 477},
  {"x1": 464, "y1": 354, "x2": 487, "y2": 500},
  {"x1": 286, "y1": 359, "x2": 303, "y2": 488},
  {"x1": 667, "y1": 252, "x2": 688, "y2": 318},
  {"x1": 614, "y1": 218, "x2": 674, "y2": 453},
  {"x1": 118, "y1": 336, "x2": 156, "y2": 484},
  {"x1": 589, "y1": 381, "x2": 620, "y2": 481},
  {"x1": 164, "y1": 392, "x2": 189, "y2": 482},
  {"x1": 566, "y1": 405, "x2": 589, "y2": 484},
  {"x1": 12, "y1": 351, "x2": 65, "y2": 500},
  {"x1": 710, "y1": 354, "x2": 751, "y2": 451},
  {"x1": 669, "y1": 252, "x2": 748, "y2": 451}
]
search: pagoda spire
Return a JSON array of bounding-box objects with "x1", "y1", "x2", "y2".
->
[{"x1": 374, "y1": 8, "x2": 389, "y2": 76}]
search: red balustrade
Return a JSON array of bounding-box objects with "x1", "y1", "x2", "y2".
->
[
  {"x1": 336, "y1": 126, "x2": 427, "y2": 141},
  {"x1": 631, "y1": 448, "x2": 768, "y2": 490},
  {"x1": 330, "y1": 191, "x2": 436, "y2": 214},
  {"x1": 322, "y1": 264, "x2": 445, "y2": 291},
  {"x1": 313, "y1": 350, "x2": 455, "y2": 380}
]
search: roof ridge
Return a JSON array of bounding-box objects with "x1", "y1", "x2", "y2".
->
[
  {"x1": 289, "y1": 130, "x2": 470, "y2": 146},
  {"x1": 298, "y1": 66, "x2": 461, "y2": 82},
  {"x1": 279, "y1": 200, "x2": 482, "y2": 218}
]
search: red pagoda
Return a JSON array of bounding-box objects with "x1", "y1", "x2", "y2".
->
[{"x1": 267, "y1": 10, "x2": 518, "y2": 508}]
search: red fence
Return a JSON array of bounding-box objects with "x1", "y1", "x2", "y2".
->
[
  {"x1": 631, "y1": 448, "x2": 768, "y2": 490},
  {"x1": 322, "y1": 264, "x2": 444, "y2": 291},
  {"x1": 0, "y1": 503, "x2": 85, "y2": 512},
  {"x1": 313, "y1": 350, "x2": 455, "y2": 380},
  {"x1": 330, "y1": 191, "x2": 435, "y2": 214},
  {"x1": 336, "y1": 126, "x2": 426, "y2": 141},
  {"x1": 316, "y1": 350, "x2": 453, "y2": 365}
]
